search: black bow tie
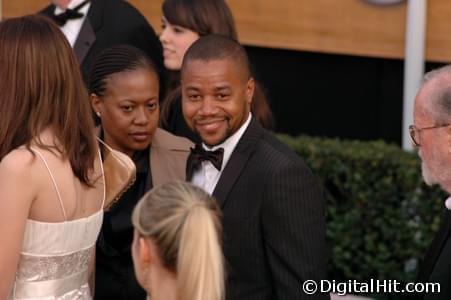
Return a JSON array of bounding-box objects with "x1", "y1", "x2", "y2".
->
[
  {"x1": 189, "y1": 144, "x2": 224, "y2": 171},
  {"x1": 51, "y1": 0, "x2": 90, "y2": 26}
]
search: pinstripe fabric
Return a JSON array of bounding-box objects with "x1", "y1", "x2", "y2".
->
[
  {"x1": 414, "y1": 210, "x2": 451, "y2": 300},
  {"x1": 207, "y1": 118, "x2": 329, "y2": 300}
]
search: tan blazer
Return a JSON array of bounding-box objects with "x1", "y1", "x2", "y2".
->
[
  {"x1": 150, "y1": 128, "x2": 193, "y2": 187},
  {"x1": 96, "y1": 126, "x2": 193, "y2": 188}
]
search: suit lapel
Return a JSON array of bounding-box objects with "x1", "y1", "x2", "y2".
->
[
  {"x1": 213, "y1": 118, "x2": 263, "y2": 208},
  {"x1": 40, "y1": 2, "x2": 101, "y2": 65},
  {"x1": 73, "y1": 0, "x2": 104, "y2": 64},
  {"x1": 73, "y1": 18, "x2": 96, "y2": 64},
  {"x1": 186, "y1": 150, "x2": 197, "y2": 182},
  {"x1": 417, "y1": 210, "x2": 451, "y2": 282}
]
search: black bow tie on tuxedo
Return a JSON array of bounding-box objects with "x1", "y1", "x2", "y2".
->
[
  {"x1": 51, "y1": 0, "x2": 90, "y2": 26},
  {"x1": 189, "y1": 144, "x2": 224, "y2": 171}
]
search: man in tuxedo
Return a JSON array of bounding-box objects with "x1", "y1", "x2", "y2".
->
[
  {"x1": 40, "y1": 0, "x2": 163, "y2": 82},
  {"x1": 412, "y1": 65, "x2": 451, "y2": 299},
  {"x1": 182, "y1": 35, "x2": 329, "y2": 299}
]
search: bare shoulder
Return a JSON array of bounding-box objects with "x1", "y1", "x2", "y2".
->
[
  {"x1": 0, "y1": 148, "x2": 38, "y2": 208},
  {"x1": 0, "y1": 148, "x2": 36, "y2": 176}
]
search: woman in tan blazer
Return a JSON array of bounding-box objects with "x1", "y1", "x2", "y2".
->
[{"x1": 88, "y1": 45, "x2": 192, "y2": 300}]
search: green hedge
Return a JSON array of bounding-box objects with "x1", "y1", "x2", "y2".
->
[{"x1": 278, "y1": 134, "x2": 446, "y2": 284}]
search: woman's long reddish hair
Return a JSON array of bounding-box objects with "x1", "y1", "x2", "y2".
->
[{"x1": 0, "y1": 15, "x2": 97, "y2": 185}]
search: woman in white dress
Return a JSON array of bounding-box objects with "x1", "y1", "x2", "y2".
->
[
  {"x1": 131, "y1": 181, "x2": 225, "y2": 300},
  {"x1": 0, "y1": 15, "x2": 105, "y2": 299}
]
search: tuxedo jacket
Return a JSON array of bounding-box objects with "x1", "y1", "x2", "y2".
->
[
  {"x1": 415, "y1": 210, "x2": 451, "y2": 300},
  {"x1": 95, "y1": 128, "x2": 192, "y2": 300},
  {"x1": 40, "y1": 0, "x2": 163, "y2": 82},
  {"x1": 188, "y1": 118, "x2": 329, "y2": 300}
]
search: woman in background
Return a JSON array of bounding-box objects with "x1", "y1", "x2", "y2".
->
[
  {"x1": 132, "y1": 181, "x2": 224, "y2": 300},
  {"x1": 159, "y1": 0, "x2": 274, "y2": 142},
  {"x1": 88, "y1": 45, "x2": 192, "y2": 300},
  {"x1": 0, "y1": 15, "x2": 105, "y2": 299}
]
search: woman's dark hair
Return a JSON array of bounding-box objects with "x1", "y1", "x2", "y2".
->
[
  {"x1": 0, "y1": 15, "x2": 97, "y2": 185},
  {"x1": 88, "y1": 45, "x2": 159, "y2": 97},
  {"x1": 162, "y1": 0, "x2": 237, "y2": 40},
  {"x1": 251, "y1": 82, "x2": 274, "y2": 130},
  {"x1": 160, "y1": 0, "x2": 275, "y2": 130}
]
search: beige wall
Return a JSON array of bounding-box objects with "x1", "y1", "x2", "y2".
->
[{"x1": 4, "y1": 0, "x2": 451, "y2": 62}]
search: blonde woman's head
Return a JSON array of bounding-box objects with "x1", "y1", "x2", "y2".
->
[{"x1": 131, "y1": 181, "x2": 224, "y2": 300}]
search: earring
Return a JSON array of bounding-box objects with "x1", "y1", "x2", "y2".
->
[{"x1": 96, "y1": 111, "x2": 101, "y2": 117}]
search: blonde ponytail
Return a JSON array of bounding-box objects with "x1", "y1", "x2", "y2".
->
[
  {"x1": 132, "y1": 181, "x2": 224, "y2": 300},
  {"x1": 177, "y1": 204, "x2": 224, "y2": 300}
]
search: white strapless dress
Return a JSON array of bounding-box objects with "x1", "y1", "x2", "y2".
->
[{"x1": 8, "y1": 148, "x2": 105, "y2": 299}]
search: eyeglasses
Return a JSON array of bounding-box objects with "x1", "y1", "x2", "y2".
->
[{"x1": 409, "y1": 124, "x2": 450, "y2": 147}]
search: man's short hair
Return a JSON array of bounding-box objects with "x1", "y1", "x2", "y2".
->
[{"x1": 181, "y1": 34, "x2": 251, "y2": 80}]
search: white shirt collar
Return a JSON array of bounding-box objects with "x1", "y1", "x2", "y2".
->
[
  {"x1": 54, "y1": 0, "x2": 91, "y2": 47},
  {"x1": 202, "y1": 113, "x2": 252, "y2": 171},
  {"x1": 191, "y1": 113, "x2": 252, "y2": 194}
]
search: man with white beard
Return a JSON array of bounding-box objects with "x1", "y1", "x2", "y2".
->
[{"x1": 411, "y1": 65, "x2": 451, "y2": 300}]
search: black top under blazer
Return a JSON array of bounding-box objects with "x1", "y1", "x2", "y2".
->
[{"x1": 188, "y1": 118, "x2": 329, "y2": 300}]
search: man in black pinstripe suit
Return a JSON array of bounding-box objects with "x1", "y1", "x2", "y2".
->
[{"x1": 182, "y1": 35, "x2": 329, "y2": 300}]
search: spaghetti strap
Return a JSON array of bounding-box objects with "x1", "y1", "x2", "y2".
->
[
  {"x1": 98, "y1": 147, "x2": 106, "y2": 210},
  {"x1": 30, "y1": 147, "x2": 67, "y2": 221}
]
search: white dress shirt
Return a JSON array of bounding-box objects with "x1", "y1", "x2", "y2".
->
[
  {"x1": 191, "y1": 113, "x2": 252, "y2": 195},
  {"x1": 54, "y1": 0, "x2": 91, "y2": 47}
]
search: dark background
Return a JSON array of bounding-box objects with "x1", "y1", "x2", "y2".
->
[{"x1": 246, "y1": 46, "x2": 445, "y2": 146}]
